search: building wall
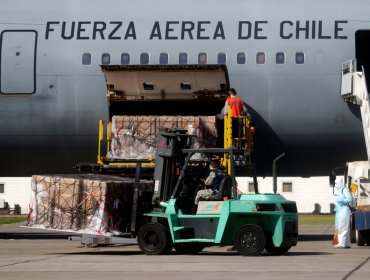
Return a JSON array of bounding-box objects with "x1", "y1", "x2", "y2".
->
[
  {"x1": 237, "y1": 176, "x2": 340, "y2": 213},
  {"x1": 0, "y1": 176, "x2": 339, "y2": 215},
  {"x1": 0, "y1": 177, "x2": 32, "y2": 214}
]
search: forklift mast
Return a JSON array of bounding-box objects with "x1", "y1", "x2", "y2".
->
[{"x1": 152, "y1": 129, "x2": 193, "y2": 204}]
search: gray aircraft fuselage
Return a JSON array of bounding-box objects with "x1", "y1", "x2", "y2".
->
[{"x1": 0, "y1": 0, "x2": 369, "y2": 176}]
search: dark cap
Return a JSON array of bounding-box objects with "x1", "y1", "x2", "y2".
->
[
  {"x1": 211, "y1": 155, "x2": 220, "y2": 162},
  {"x1": 229, "y1": 88, "x2": 237, "y2": 95}
]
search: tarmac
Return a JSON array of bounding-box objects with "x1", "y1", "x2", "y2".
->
[{"x1": 0, "y1": 222, "x2": 369, "y2": 280}]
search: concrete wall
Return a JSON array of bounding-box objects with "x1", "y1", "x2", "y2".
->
[
  {"x1": 0, "y1": 177, "x2": 32, "y2": 214},
  {"x1": 0, "y1": 176, "x2": 338, "y2": 214}
]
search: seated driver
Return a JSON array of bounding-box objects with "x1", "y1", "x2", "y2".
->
[{"x1": 194, "y1": 155, "x2": 227, "y2": 206}]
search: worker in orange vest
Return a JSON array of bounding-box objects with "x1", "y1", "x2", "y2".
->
[
  {"x1": 222, "y1": 88, "x2": 249, "y2": 117},
  {"x1": 222, "y1": 88, "x2": 250, "y2": 148}
]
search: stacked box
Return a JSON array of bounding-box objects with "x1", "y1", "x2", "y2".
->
[
  {"x1": 79, "y1": 176, "x2": 134, "y2": 234},
  {"x1": 29, "y1": 175, "x2": 58, "y2": 227},
  {"x1": 28, "y1": 174, "x2": 154, "y2": 234},
  {"x1": 53, "y1": 176, "x2": 83, "y2": 230},
  {"x1": 109, "y1": 115, "x2": 216, "y2": 159}
]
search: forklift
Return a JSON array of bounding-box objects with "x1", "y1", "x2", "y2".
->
[{"x1": 136, "y1": 129, "x2": 298, "y2": 256}]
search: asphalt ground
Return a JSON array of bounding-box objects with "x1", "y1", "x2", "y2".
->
[{"x1": 0, "y1": 222, "x2": 369, "y2": 280}]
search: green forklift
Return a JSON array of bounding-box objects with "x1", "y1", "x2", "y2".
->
[{"x1": 137, "y1": 130, "x2": 298, "y2": 256}]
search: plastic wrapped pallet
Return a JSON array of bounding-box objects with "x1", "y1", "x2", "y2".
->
[
  {"x1": 28, "y1": 174, "x2": 154, "y2": 235},
  {"x1": 109, "y1": 115, "x2": 217, "y2": 159},
  {"x1": 28, "y1": 175, "x2": 58, "y2": 227}
]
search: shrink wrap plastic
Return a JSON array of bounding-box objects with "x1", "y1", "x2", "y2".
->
[
  {"x1": 109, "y1": 116, "x2": 216, "y2": 159},
  {"x1": 28, "y1": 174, "x2": 153, "y2": 235}
]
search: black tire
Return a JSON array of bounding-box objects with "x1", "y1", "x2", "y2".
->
[
  {"x1": 137, "y1": 223, "x2": 173, "y2": 255},
  {"x1": 173, "y1": 243, "x2": 205, "y2": 254},
  {"x1": 265, "y1": 245, "x2": 291, "y2": 256},
  {"x1": 356, "y1": 230, "x2": 366, "y2": 246},
  {"x1": 233, "y1": 224, "x2": 266, "y2": 256},
  {"x1": 366, "y1": 230, "x2": 370, "y2": 246},
  {"x1": 350, "y1": 215, "x2": 356, "y2": 243}
]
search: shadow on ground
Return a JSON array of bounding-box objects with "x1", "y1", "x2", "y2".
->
[
  {"x1": 1, "y1": 232, "x2": 333, "y2": 242},
  {"x1": 298, "y1": 234, "x2": 333, "y2": 241},
  {"x1": 0, "y1": 232, "x2": 79, "y2": 240},
  {"x1": 54, "y1": 248, "x2": 333, "y2": 257}
]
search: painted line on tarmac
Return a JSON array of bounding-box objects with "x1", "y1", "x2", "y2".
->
[
  {"x1": 0, "y1": 255, "x2": 65, "y2": 269},
  {"x1": 342, "y1": 255, "x2": 370, "y2": 280}
]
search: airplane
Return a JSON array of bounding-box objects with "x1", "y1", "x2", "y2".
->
[{"x1": 0, "y1": 0, "x2": 369, "y2": 177}]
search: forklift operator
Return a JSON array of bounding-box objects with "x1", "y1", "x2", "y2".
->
[{"x1": 194, "y1": 155, "x2": 227, "y2": 205}]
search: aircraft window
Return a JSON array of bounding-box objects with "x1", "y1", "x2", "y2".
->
[
  {"x1": 295, "y1": 52, "x2": 305, "y2": 64},
  {"x1": 276, "y1": 52, "x2": 285, "y2": 64},
  {"x1": 282, "y1": 182, "x2": 293, "y2": 192},
  {"x1": 237, "y1": 52, "x2": 246, "y2": 64},
  {"x1": 159, "y1": 53, "x2": 169, "y2": 65},
  {"x1": 256, "y1": 52, "x2": 266, "y2": 64},
  {"x1": 0, "y1": 183, "x2": 4, "y2": 194},
  {"x1": 143, "y1": 82, "x2": 154, "y2": 90},
  {"x1": 101, "y1": 53, "x2": 110, "y2": 65},
  {"x1": 179, "y1": 52, "x2": 188, "y2": 65},
  {"x1": 218, "y1": 53, "x2": 227, "y2": 64},
  {"x1": 121, "y1": 53, "x2": 130, "y2": 64},
  {"x1": 82, "y1": 53, "x2": 91, "y2": 65},
  {"x1": 140, "y1": 53, "x2": 149, "y2": 65},
  {"x1": 198, "y1": 52, "x2": 207, "y2": 64},
  {"x1": 180, "y1": 82, "x2": 191, "y2": 90}
]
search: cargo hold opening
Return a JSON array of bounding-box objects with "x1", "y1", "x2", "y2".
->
[
  {"x1": 109, "y1": 100, "x2": 225, "y2": 116},
  {"x1": 356, "y1": 30, "x2": 370, "y2": 89}
]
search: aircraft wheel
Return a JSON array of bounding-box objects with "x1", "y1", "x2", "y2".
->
[
  {"x1": 265, "y1": 245, "x2": 291, "y2": 255},
  {"x1": 137, "y1": 223, "x2": 173, "y2": 255},
  {"x1": 173, "y1": 243, "x2": 205, "y2": 254},
  {"x1": 233, "y1": 224, "x2": 266, "y2": 256},
  {"x1": 356, "y1": 230, "x2": 366, "y2": 246}
]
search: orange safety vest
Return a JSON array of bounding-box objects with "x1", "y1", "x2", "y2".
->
[{"x1": 227, "y1": 96, "x2": 244, "y2": 117}]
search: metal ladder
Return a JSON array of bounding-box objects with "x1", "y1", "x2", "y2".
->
[
  {"x1": 341, "y1": 59, "x2": 370, "y2": 164},
  {"x1": 223, "y1": 107, "x2": 254, "y2": 175}
]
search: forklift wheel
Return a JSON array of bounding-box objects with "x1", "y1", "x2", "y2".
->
[
  {"x1": 173, "y1": 243, "x2": 205, "y2": 254},
  {"x1": 367, "y1": 230, "x2": 370, "y2": 246},
  {"x1": 233, "y1": 224, "x2": 266, "y2": 256},
  {"x1": 356, "y1": 230, "x2": 366, "y2": 246},
  {"x1": 137, "y1": 223, "x2": 173, "y2": 255}
]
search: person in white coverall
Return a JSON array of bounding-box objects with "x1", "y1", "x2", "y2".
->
[{"x1": 334, "y1": 181, "x2": 354, "y2": 248}]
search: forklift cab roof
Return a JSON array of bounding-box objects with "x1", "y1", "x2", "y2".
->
[{"x1": 100, "y1": 64, "x2": 230, "y2": 102}]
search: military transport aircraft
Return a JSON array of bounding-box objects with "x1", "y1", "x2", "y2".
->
[{"x1": 0, "y1": 0, "x2": 369, "y2": 176}]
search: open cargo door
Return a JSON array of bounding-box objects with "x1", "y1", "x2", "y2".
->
[{"x1": 100, "y1": 64, "x2": 229, "y2": 116}]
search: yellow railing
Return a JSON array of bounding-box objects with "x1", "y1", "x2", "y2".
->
[
  {"x1": 107, "y1": 121, "x2": 112, "y2": 156},
  {"x1": 97, "y1": 120, "x2": 112, "y2": 165},
  {"x1": 223, "y1": 108, "x2": 254, "y2": 174},
  {"x1": 97, "y1": 120, "x2": 105, "y2": 165}
]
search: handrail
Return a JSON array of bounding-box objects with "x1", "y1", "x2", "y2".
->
[{"x1": 97, "y1": 120, "x2": 104, "y2": 165}]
